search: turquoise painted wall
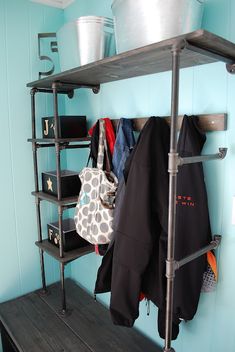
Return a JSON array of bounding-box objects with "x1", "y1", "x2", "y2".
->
[
  {"x1": 62, "y1": 1, "x2": 235, "y2": 351},
  {"x1": 0, "y1": 0, "x2": 66, "y2": 310},
  {"x1": 1, "y1": 1, "x2": 235, "y2": 352}
]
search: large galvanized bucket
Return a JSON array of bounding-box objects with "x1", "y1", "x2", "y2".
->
[
  {"x1": 112, "y1": 0, "x2": 204, "y2": 53},
  {"x1": 57, "y1": 16, "x2": 115, "y2": 71}
]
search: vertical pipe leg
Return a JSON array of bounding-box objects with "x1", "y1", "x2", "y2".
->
[
  {"x1": 30, "y1": 88, "x2": 37, "y2": 139},
  {"x1": 32, "y1": 143, "x2": 39, "y2": 192},
  {"x1": 35, "y1": 198, "x2": 47, "y2": 293},
  {"x1": 164, "y1": 42, "x2": 183, "y2": 352},
  {"x1": 58, "y1": 205, "x2": 64, "y2": 258},
  {"x1": 31, "y1": 88, "x2": 47, "y2": 294},
  {"x1": 60, "y1": 262, "x2": 66, "y2": 314},
  {"x1": 55, "y1": 143, "x2": 62, "y2": 201},
  {"x1": 52, "y1": 83, "x2": 62, "y2": 201},
  {"x1": 39, "y1": 249, "x2": 47, "y2": 294},
  {"x1": 52, "y1": 82, "x2": 60, "y2": 139},
  {"x1": 31, "y1": 88, "x2": 39, "y2": 192}
]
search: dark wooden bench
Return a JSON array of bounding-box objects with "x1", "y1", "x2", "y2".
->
[{"x1": 0, "y1": 279, "x2": 162, "y2": 352}]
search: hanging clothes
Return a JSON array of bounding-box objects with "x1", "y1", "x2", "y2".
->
[
  {"x1": 95, "y1": 119, "x2": 136, "y2": 287},
  {"x1": 108, "y1": 116, "x2": 170, "y2": 330},
  {"x1": 95, "y1": 115, "x2": 213, "y2": 340},
  {"x1": 112, "y1": 118, "x2": 136, "y2": 180},
  {"x1": 95, "y1": 116, "x2": 170, "y2": 330},
  {"x1": 89, "y1": 118, "x2": 116, "y2": 168}
]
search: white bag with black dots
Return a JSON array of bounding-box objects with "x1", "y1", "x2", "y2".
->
[{"x1": 74, "y1": 119, "x2": 118, "y2": 245}]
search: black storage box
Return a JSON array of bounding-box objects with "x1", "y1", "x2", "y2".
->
[
  {"x1": 42, "y1": 115, "x2": 87, "y2": 138},
  {"x1": 42, "y1": 170, "x2": 81, "y2": 198},
  {"x1": 48, "y1": 218, "x2": 88, "y2": 252}
]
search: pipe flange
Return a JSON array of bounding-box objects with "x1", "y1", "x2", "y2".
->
[
  {"x1": 226, "y1": 63, "x2": 235, "y2": 74},
  {"x1": 67, "y1": 90, "x2": 74, "y2": 99},
  {"x1": 92, "y1": 85, "x2": 100, "y2": 94}
]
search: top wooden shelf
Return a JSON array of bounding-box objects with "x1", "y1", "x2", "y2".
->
[{"x1": 27, "y1": 30, "x2": 235, "y2": 90}]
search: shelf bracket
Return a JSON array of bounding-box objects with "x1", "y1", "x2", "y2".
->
[
  {"x1": 166, "y1": 235, "x2": 221, "y2": 282},
  {"x1": 52, "y1": 81, "x2": 100, "y2": 95},
  {"x1": 175, "y1": 235, "x2": 222, "y2": 270},
  {"x1": 185, "y1": 42, "x2": 235, "y2": 66},
  {"x1": 178, "y1": 147, "x2": 227, "y2": 166},
  {"x1": 226, "y1": 63, "x2": 235, "y2": 74}
]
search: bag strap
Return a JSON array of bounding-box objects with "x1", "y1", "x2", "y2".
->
[
  {"x1": 86, "y1": 150, "x2": 92, "y2": 167},
  {"x1": 97, "y1": 119, "x2": 106, "y2": 170},
  {"x1": 97, "y1": 119, "x2": 112, "y2": 172}
]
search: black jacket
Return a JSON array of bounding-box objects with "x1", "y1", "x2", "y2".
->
[{"x1": 95, "y1": 116, "x2": 211, "y2": 340}]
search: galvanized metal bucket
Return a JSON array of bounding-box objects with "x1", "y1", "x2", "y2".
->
[
  {"x1": 57, "y1": 16, "x2": 115, "y2": 71},
  {"x1": 112, "y1": 0, "x2": 204, "y2": 53}
]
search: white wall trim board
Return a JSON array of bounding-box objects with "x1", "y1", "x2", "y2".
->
[{"x1": 30, "y1": 0, "x2": 74, "y2": 9}]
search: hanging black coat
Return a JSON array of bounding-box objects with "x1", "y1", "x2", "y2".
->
[
  {"x1": 158, "y1": 116, "x2": 212, "y2": 338},
  {"x1": 95, "y1": 116, "x2": 212, "y2": 340},
  {"x1": 95, "y1": 116, "x2": 170, "y2": 328}
]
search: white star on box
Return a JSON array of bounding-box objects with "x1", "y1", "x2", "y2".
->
[{"x1": 47, "y1": 177, "x2": 53, "y2": 192}]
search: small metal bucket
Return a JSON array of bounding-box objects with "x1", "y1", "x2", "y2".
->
[
  {"x1": 57, "y1": 16, "x2": 115, "y2": 71},
  {"x1": 112, "y1": 0, "x2": 204, "y2": 53}
]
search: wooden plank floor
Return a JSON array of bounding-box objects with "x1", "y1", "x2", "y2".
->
[{"x1": 0, "y1": 279, "x2": 162, "y2": 352}]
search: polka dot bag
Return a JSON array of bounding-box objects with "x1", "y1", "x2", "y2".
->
[{"x1": 74, "y1": 119, "x2": 118, "y2": 245}]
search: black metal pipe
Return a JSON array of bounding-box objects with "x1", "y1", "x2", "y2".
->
[
  {"x1": 30, "y1": 88, "x2": 37, "y2": 139},
  {"x1": 164, "y1": 42, "x2": 184, "y2": 352},
  {"x1": 39, "y1": 249, "x2": 47, "y2": 293},
  {"x1": 52, "y1": 83, "x2": 60, "y2": 139},
  {"x1": 35, "y1": 198, "x2": 47, "y2": 292},
  {"x1": 37, "y1": 143, "x2": 56, "y2": 148},
  {"x1": 55, "y1": 143, "x2": 62, "y2": 201},
  {"x1": 32, "y1": 143, "x2": 39, "y2": 191},
  {"x1": 36, "y1": 143, "x2": 91, "y2": 150},
  {"x1": 58, "y1": 205, "x2": 64, "y2": 258},
  {"x1": 185, "y1": 42, "x2": 235, "y2": 65},
  {"x1": 35, "y1": 198, "x2": 43, "y2": 242},
  {"x1": 62, "y1": 203, "x2": 77, "y2": 210},
  {"x1": 31, "y1": 89, "x2": 40, "y2": 191},
  {"x1": 60, "y1": 262, "x2": 66, "y2": 313},
  {"x1": 60, "y1": 143, "x2": 91, "y2": 150},
  {"x1": 35, "y1": 87, "x2": 73, "y2": 95},
  {"x1": 52, "y1": 83, "x2": 62, "y2": 201},
  {"x1": 54, "y1": 81, "x2": 100, "y2": 93},
  {"x1": 36, "y1": 81, "x2": 99, "y2": 94},
  {"x1": 176, "y1": 235, "x2": 221, "y2": 270},
  {"x1": 178, "y1": 148, "x2": 227, "y2": 166}
]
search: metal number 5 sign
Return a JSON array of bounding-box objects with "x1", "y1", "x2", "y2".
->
[{"x1": 38, "y1": 32, "x2": 58, "y2": 79}]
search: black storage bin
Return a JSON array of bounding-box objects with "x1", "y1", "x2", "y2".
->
[
  {"x1": 42, "y1": 170, "x2": 81, "y2": 198},
  {"x1": 48, "y1": 218, "x2": 89, "y2": 252},
  {"x1": 42, "y1": 115, "x2": 87, "y2": 138}
]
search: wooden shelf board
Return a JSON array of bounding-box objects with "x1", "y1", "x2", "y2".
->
[
  {"x1": 32, "y1": 191, "x2": 78, "y2": 206},
  {"x1": 27, "y1": 30, "x2": 235, "y2": 89},
  {"x1": 28, "y1": 137, "x2": 91, "y2": 143},
  {"x1": 35, "y1": 240, "x2": 94, "y2": 263}
]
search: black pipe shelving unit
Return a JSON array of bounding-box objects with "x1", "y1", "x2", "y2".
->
[
  {"x1": 28, "y1": 84, "x2": 95, "y2": 315},
  {"x1": 27, "y1": 29, "x2": 235, "y2": 351}
]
